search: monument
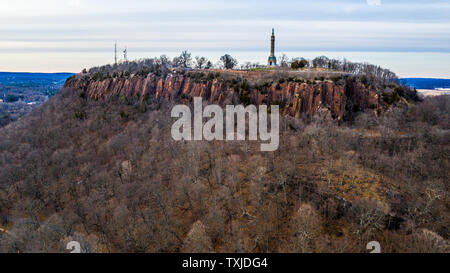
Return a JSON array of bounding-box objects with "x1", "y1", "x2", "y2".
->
[{"x1": 268, "y1": 28, "x2": 277, "y2": 66}]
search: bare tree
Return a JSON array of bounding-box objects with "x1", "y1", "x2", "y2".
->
[
  {"x1": 349, "y1": 199, "x2": 386, "y2": 244},
  {"x1": 220, "y1": 54, "x2": 238, "y2": 70},
  {"x1": 279, "y1": 54, "x2": 289, "y2": 67},
  {"x1": 158, "y1": 55, "x2": 171, "y2": 69},
  {"x1": 242, "y1": 62, "x2": 252, "y2": 70},
  {"x1": 195, "y1": 56, "x2": 208, "y2": 69},
  {"x1": 181, "y1": 221, "x2": 213, "y2": 253},
  {"x1": 312, "y1": 56, "x2": 329, "y2": 68},
  {"x1": 288, "y1": 204, "x2": 322, "y2": 253},
  {"x1": 179, "y1": 50, "x2": 192, "y2": 68}
]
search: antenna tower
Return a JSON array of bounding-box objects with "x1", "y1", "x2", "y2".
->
[
  {"x1": 123, "y1": 47, "x2": 128, "y2": 63},
  {"x1": 114, "y1": 43, "x2": 117, "y2": 65}
]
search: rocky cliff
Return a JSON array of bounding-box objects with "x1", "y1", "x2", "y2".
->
[{"x1": 64, "y1": 72, "x2": 383, "y2": 120}]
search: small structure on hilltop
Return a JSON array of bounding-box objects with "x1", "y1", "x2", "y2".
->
[
  {"x1": 267, "y1": 28, "x2": 277, "y2": 67},
  {"x1": 123, "y1": 47, "x2": 128, "y2": 63}
]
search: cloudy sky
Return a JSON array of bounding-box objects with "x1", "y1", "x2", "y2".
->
[{"x1": 0, "y1": 0, "x2": 449, "y2": 78}]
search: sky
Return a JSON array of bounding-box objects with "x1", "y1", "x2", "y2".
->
[{"x1": 0, "y1": 0, "x2": 449, "y2": 78}]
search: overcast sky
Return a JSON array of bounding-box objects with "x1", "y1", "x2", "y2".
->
[{"x1": 0, "y1": 0, "x2": 449, "y2": 78}]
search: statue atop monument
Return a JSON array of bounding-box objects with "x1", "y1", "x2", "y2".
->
[{"x1": 268, "y1": 28, "x2": 277, "y2": 66}]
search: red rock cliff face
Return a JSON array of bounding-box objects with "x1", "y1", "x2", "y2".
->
[{"x1": 64, "y1": 73, "x2": 382, "y2": 120}]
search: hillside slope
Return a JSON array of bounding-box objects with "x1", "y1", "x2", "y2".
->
[{"x1": 0, "y1": 70, "x2": 447, "y2": 253}]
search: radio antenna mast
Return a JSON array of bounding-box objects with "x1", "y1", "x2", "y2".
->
[{"x1": 114, "y1": 43, "x2": 117, "y2": 65}]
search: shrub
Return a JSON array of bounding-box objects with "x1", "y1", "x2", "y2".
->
[{"x1": 73, "y1": 111, "x2": 86, "y2": 120}]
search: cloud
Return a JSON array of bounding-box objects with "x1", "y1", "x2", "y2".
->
[
  {"x1": 367, "y1": 0, "x2": 381, "y2": 6},
  {"x1": 67, "y1": 0, "x2": 81, "y2": 7},
  {"x1": 0, "y1": 0, "x2": 449, "y2": 77}
]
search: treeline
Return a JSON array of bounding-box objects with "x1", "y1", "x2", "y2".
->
[
  {"x1": 83, "y1": 51, "x2": 397, "y2": 83},
  {"x1": 86, "y1": 51, "x2": 236, "y2": 78},
  {"x1": 287, "y1": 55, "x2": 397, "y2": 82}
]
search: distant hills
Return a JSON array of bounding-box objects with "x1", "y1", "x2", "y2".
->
[
  {"x1": 399, "y1": 78, "x2": 450, "y2": 90},
  {"x1": 0, "y1": 72, "x2": 74, "y2": 98},
  {"x1": 0, "y1": 72, "x2": 74, "y2": 86},
  {"x1": 0, "y1": 72, "x2": 74, "y2": 127}
]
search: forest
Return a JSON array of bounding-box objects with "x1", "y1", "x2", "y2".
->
[{"x1": 0, "y1": 66, "x2": 448, "y2": 252}]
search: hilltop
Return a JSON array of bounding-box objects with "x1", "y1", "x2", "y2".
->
[
  {"x1": 64, "y1": 64, "x2": 419, "y2": 123},
  {"x1": 0, "y1": 60, "x2": 447, "y2": 253}
]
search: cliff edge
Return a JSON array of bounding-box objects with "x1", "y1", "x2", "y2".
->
[{"x1": 64, "y1": 70, "x2": 403, "y2": 120}]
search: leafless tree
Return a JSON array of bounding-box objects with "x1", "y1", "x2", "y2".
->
[
  {"x1": 181, "y1": 221, "x2": 213, "y2": 253},
  {"x1": 179, "y1": 50, "x2": 192, "y2": 68},
  {"x1": 279, "y1": 54, "x2": 289, "y2": 67},
  {"x1": 195, "y1": 56, "x2": 208, "y2": 69},
  {"x1": 220, "y1": 54, "x2": 238, "y2": 69}
]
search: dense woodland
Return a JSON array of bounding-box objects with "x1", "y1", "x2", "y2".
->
[{"x1": 0, "y1": 69, "x2": 448, "y2": 252}]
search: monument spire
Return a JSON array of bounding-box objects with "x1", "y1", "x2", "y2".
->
[{"x1": 268, "y1": 28, "x2": 277, "y2": 66}]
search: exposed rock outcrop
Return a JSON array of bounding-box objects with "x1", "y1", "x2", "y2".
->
[{"x1": 64, "y1": 72, "x2": 385, "y2": 120}]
